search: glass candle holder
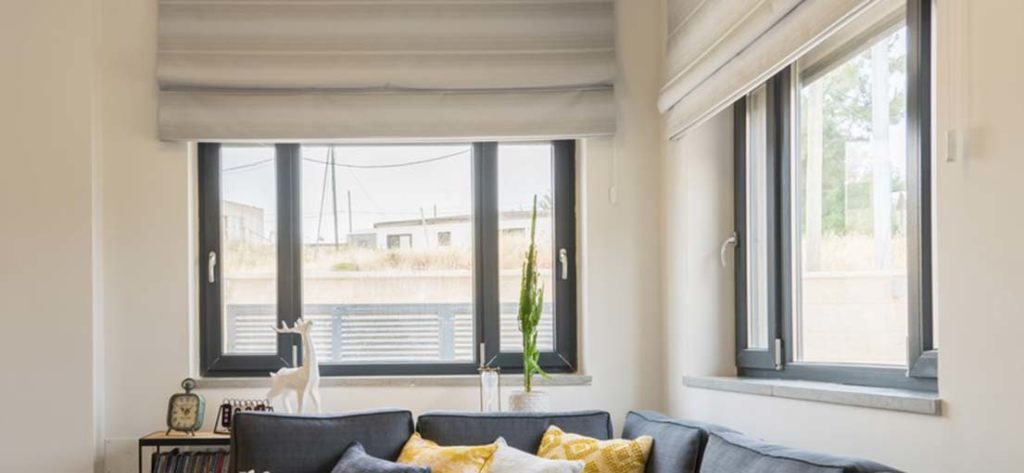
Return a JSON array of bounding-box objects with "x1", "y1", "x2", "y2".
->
[{"x1": 479, "y1": 366, "x2": 501, "y2": 412}]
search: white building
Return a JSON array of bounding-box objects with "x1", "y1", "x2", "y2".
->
[
  {"x1": 222, "y1": 200, "x2": 266, "y2": 243},
  {"x1": 371, "y1": 210, "x2": 552, "y2": 250}
]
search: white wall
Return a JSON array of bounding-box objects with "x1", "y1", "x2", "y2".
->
[
  {"x1": 97, "y1": 1, "x2": 665, "y2": 472},
  {"x1": 662, "y1": 1, "x2": 1024, "y2": 471},
  {"x1": 20, "y1": 0, "x2": 1024, "y2": 470},
  {"x1": 0, "y1": 1, "x2": 100, "y2": 472}
]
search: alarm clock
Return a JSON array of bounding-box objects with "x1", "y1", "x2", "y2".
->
[{"x1": 166, "y1": 378, "x2": 205, "y2": 435}]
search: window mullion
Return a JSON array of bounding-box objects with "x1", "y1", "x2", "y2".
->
[
  {"x1": 773, "y1": 68, "x2": 794, "y2": 369},
  {"x1": 475, "y1": 143, "x2": 501, "y2": 366},
  {"x1": 275, "y1": 144, "x2": 302, "y2": 366}
]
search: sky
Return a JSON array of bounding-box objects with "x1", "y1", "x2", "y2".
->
[{"x1": 219, "y1": 143, "x2": 554, "y2": 244}]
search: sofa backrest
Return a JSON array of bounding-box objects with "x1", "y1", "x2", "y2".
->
[
  {"x1": 699, "y1": 430, "x2": 903, "y2": 473},
  {"x1": 416, "y1": 411, "x2": 612, "y2": 453},
  {"x1": 230, "y1": 409, "x2": 414, "y2": 473},
  {"x1": 622, "y1": 410, "x2": 735, "y2": 473}
]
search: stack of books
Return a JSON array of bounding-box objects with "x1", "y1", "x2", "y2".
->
[{"x1": 151, "y1": 449, "x2": 229, "y2": 473}]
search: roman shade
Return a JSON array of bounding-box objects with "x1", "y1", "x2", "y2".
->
[
  {"x1": 157, "y1": 0, "x2": 616, "y2": 142},
  {"x1": 662, "y1": 0, "x2": 881, "y2": 139}
]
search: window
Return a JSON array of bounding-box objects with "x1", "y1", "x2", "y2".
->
[
  {"x1": 734, "y1": 0, "x2": 935, "y2": 390},
  {"x1": 744, "y1": 84, "x2": 772, "y2": 352},
  {"x1": 497, "y1": 143, "x2": 557, "y2": 353},
  {"x1": 386, "y1": 234, "x2": 413, "y2": 250},
  {"x1": 437, "y1": 231, "x2": 452, "y2": 247},
  {"x1": 199, "y1": 141, "x2": 577, "y2": 376}
]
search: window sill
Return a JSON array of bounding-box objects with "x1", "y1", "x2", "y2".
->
[
  {"x1": 682, "y1": 375, "x2": 941, "y2": 416},
  {"x1": 197, "y1": 373, "x2": 592, "y2": 389}
]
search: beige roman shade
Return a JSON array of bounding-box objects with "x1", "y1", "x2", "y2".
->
[
  {"x1": 662, "y1": 0, "x2": 881, "y2": 139},
  {"x1": 157, "y1": 0, "x2": 616, "y2": 141}
]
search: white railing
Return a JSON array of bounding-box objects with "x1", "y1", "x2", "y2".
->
[{"x1": 225, "y1": 303, "x2": 554, "y2": 363}]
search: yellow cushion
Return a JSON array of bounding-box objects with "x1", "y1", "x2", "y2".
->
[
  {"x1": 537, "y1": 426, "x2": 652, "y2": 473},
  {"x1": 397, "y1": 432, "x2": 498, "y2": 473}
]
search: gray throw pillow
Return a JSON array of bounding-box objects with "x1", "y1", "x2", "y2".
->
[{"x1": 332, "y1": 442, "x2": 430, "y2": 473}]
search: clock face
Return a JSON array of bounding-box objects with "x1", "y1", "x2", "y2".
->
[{"x1": 169, "y1": 395, "x2": 201, "y2": 430}]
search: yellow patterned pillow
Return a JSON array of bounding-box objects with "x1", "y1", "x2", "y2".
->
[
  {"x1": 537, "y1": 426, "x2": 652, "y2": 473},
  {"x1": 397, "y1": 432, "x2": 498, "y2": 473}
]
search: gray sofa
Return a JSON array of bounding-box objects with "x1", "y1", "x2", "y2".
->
[{"x1": 230, "y1": 409, "x2": 901, "y2": 473}]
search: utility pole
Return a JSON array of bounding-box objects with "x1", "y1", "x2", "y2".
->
[
  {"x1": 347, "y1": 190, "x2": 353, "y2": 235},
  {"x1": 315, "y1": 147, "x2": 331, "y2": 255},
  {"x1": 419, "y1": 207, "x2": 429, "y2": 247},
  {"x1": 330, "y1": 146, "x2": 340, "y2": 250}
]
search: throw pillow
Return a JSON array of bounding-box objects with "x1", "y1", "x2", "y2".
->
[
  {"x1": 489, "y1": 437, "x2": 584, "y2": 473},
  {"x1": 537, "y1": 426, "x2": 653, "y2": 473},
  {"x1": 333, "y1": 442, "x2": 430, "y2": 473},
  {"x1": 397, "y1": 432, "x2": 497, "y2": 473}
]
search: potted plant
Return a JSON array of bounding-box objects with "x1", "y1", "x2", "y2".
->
[{"x1": 508, "y1": 195, "x2": 551, "y2": 412}]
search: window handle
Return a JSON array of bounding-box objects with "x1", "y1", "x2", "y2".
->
[
  {"x1": 208, "y1": 251, "x2": 217, "y2": 283},
  {"x1": 559, "y1": 248, "x2": 569, "y2": 280},
  {"x1": 720, "y1": 232, "x2": 738, "y2": 268}
]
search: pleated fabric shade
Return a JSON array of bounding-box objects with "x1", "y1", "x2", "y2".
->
[
  {"x1": 157, "y1": 0, "x2": 617, "y2": 142},
  {"x1": 661, "y1": 0, "x2": 881, "y2": 139}
]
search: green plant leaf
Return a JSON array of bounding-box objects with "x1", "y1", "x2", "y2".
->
[{"x1": 517, "y1": 195, "x2": 550, "y2": 391}]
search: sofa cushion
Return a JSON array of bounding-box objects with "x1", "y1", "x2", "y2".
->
[
  {"x1": 538, "y1": 425, "x2": 652, "y2": 473},
  {"x1": 397, "y1": 432, "x2": 497, "y2": 473},
  {"x1": 231, "y1": 409, "x2": 414, "y2": 473},
  {"x1": 332, "y1": 442, "x2": 429, "y2": 473},
  {"x1": 622, "y1": 411, "x2": 734, "y2": 473},
  {"x1": 699, "y1": 430, "x2": 902, "y2": 473},
  {"x1": 490, "y1": 437, "x2": 585, "y2": 473},
  {"x1": 416, "y1": 411, "x2": 612, "y2": 453}
]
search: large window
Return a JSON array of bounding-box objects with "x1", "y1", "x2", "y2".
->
[
  {"x1": 199, "y1": 141, "x2": 577, "y2": 377},
  {"x1": 734, "y1": 0, "x2": 935, "y2": 390}
]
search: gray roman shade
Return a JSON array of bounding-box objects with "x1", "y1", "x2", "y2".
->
[
  {"x1": 158, "y1": 0, "x2": 616, "y2": 141},
  {"x1": 662, "y1": 0, "x2": 880, "y2": 139}
]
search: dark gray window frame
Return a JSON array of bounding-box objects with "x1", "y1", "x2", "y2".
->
[
  {"x1": 734, "y1": 0, "x2": 936, "y2": 391},
  {"x1": 733, "y1": 75, "x2": 786, "y2": 372},
  {"x1": 199, "y1": 140, "x2": 578, "y2": 377}
]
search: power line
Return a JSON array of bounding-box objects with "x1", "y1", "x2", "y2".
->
[
  {"x1": 222, "y1": 147, "x2": 470, "y2": 174},
  {"x1": 303, "y1": 148, "x2": 470, "y2": 169},
  {"x1": 346, "y1": 166, "x2": 385, "y2": 217},
  {"x1": 223, "y1": 158, "x2": 274, "y2": 173}
]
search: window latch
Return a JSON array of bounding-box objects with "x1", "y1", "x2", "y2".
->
[
  {"x1": 720, "y1": 232, "x2": 738, "y2": 268},
  {"x1": 774, "y1": 338, "x2": 784, "y2": 370},
  {"x1": 208, "y1": 251, "x2": 217, "y2": 283},
  {"x1": 559, "y1": 248, "x2": 569, "y2": 280}
]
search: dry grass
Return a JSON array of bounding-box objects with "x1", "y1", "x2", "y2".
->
[
  {"x1": 808, "y1": 234, "x2": 908, "y2": 271},
  {"x1": 225, "y1": 236, "x2": 553, "y2": 273}
]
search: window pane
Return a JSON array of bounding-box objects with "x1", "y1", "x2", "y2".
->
[
  {"x1": 300, "y1": 145, "x2": 475, "y2": 364},
  {"x1": 796, "y1": 26, "x2": 909, "y2": 365},
  {"x1": 498, "y1": 144, "x2": 556, "y2": 353},
  {"x1": 746, "y1": 85, "x2": 771, "y2": 349},
  {"x1": 220, "y1": 145, "x2": 277, "y2": 354}
]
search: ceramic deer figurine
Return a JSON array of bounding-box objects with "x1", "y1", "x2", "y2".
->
[{"x1": 266, "y1": 318, "x2": 321, "y2": 414}]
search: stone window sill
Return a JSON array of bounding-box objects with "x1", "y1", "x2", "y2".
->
[{"x1": 682, "y1": 375, "x2": 941, "y2": 415}]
